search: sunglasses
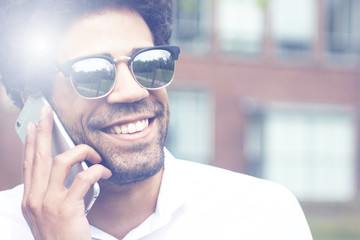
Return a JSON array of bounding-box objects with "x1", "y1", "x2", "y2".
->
[{"x1": 57, "y1": 45, "x2": 180, "y2": 99}]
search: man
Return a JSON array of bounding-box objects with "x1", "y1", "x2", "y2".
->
[{"x1": 0, "y1": 0, "x2": 313, "y2": 239}]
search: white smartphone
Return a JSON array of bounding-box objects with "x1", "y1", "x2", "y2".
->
[{"x1": 15, "y1": 95, "x2": 100, "y2": 215}]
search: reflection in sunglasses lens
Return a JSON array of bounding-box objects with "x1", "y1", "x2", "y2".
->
[
  {"x1": 71, "y1": 58, "x2": 115, "y2": 98},
  {"x1": 68, "y1": 48, "x2": 177, "y2": 98},
  {"x1": 132, "y1": 49, "x2": 174, "y2": 89}
]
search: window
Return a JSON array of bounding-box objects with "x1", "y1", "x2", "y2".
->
[
  {"x1": 165, "y1": 89, "x2": 214, "y2": 164},
  {"x1": 245, "y1": 103, "x2": 356, "y2": 202},
  {"x1": 270, "y1": 0, "x2": 316, "y2": 59},
  {"x1": 217, "y1": 0, "x2": 264, "y2": 54},
  {"x1": 325, "y1": 0, "x2": 360, "y2": 62},
  {"x1": 172, "y1": 0, "x2": 211, "y2": 52}
]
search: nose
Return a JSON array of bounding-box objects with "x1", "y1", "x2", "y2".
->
[{"x1": 105, "y1": 62, "x2": 149, "y2": 104}]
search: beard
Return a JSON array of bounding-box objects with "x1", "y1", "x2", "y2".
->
[
  {"x1": 95, "y1": 132, "x2": 166, "y2": 186},
  {"x1": 66, "y1": 98, "x2": 169, "y2": 186}
]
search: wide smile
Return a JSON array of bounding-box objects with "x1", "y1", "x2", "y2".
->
[
  {"x1": 105, "y1": 118, "x2": 150, "y2": 134},
  {"x1": 102, "y1": 117, "x2": 155, "y2": 141}
]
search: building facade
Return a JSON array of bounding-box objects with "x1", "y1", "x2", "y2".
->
[{"x1": 165, "y1": 0, "x2": 360, "y2": 238}]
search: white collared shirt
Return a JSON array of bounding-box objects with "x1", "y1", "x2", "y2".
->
[{"x1": 0, "y1": 150, "x2": 312, "y2": 239}]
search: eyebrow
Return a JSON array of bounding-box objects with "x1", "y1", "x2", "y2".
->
[
  {"x1": 59, "y1": 46, "x2": 152, "y2": 65},
  {"x1": 104, "y1": 47, "x2": 147, "y2": 59}
]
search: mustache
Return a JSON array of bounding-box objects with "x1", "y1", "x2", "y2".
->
[{"x1": 86, "y1": 98, "x2": 165, "y2": 130}]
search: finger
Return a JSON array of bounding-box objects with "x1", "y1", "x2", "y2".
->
[
  {"x1": 23, "y1": 122, "x2": 37, "y2": 199},
  {"x1": 22, "y1": 122, "x2": 37, "y2": 231},
  {"x1": 29, "y1": 106, "x2": 54, "y2": 198},
  {"x1": 21, "y1": 106, "x2": 54, "y2": 238},
  {"x1": 67, "y1": 164, "x2": 112, "y2": 201},
  {"x1": 47, "y1": 144, "x2": 102, "y2": 191}
]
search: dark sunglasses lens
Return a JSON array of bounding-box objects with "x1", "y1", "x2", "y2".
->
[
  {"x1": 70, "y1": 58, "x2": 115, "y2": 98},
  {"x1": 132, "y1": 49, "x2": 175, "y2": 89}
]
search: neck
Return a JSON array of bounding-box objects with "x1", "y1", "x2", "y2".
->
[{"x1": 87, "y1": 167, "x2": 164, "y2": 239}]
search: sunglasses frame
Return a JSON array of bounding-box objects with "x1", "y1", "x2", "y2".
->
[{"x1": 57, "y1": 45, "x2": 180, "y2": 99}]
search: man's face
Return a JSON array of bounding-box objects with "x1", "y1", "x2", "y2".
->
[{"x1": 50, "y1": 9, "x2": 170, "y2": 186}]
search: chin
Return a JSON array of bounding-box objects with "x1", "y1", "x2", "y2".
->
[{"x1": 99, "y1": 142, "x2": 165, "y2": 186}]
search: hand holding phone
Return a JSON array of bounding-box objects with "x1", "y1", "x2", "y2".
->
[
  {"x1": 15, "y1": 95, "x2": 100, "y2": 214},
  {"x1": 15, "y1": 95, "x2": 112, "y2": 239}
]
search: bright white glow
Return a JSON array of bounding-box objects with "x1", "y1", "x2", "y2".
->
[
  {"x1": 29, "y1": 34, "x2": 52, "y2": 57},
  {"x1": 22, "y1": 24, "x2": 57, "y2": 64}
]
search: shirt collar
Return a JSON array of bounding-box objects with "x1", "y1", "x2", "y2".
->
[
  {"x1": 155, "y1": 148, "x2": 190, "y2": 216},
  {"x1": 123, "y1": 148, "x2": 191, "y2": 240},
  {"x1": 90, "y1": 148, "x2": 191, "y2": 240}
]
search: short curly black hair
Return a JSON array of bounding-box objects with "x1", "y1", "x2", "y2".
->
[{"x1": 0, "y1": 0, "x2": 174, "y2": 108}]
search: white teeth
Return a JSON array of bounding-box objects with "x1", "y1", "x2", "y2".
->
[
  {"x1": 121, "y1": 125, "x2": 128, "y2": 134},
  {"x1": 108, "y1": 119, "x2": 149, "y2": 134},
  {"x1": 128, "y1": 123, "x2": 136, "y2": 133},
  {"x1": 136, "y1": 121, "x2": 143, "y2": 131}
]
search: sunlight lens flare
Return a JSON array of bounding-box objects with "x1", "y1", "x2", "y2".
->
[{"x1": 23, "y1": 26, "x2": 56, "y2": 63}]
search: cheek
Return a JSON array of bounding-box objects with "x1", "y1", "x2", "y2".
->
[
  {"x1": 51, "y1": 75, "x2": 77, "y2": 102},
  {"x1": 153, "y1": 89, "x2": 169, "y2": 105},
  {"x1": 153, "y1": 89, "x2": 170, "y2": 116},
  {"x1": 50, "y1": 76, "x2": 85, "y2": 130}
]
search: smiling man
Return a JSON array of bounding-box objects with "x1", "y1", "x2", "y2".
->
[{"x1": 0, "y1": 1, "x2": 312, "y2": 240}]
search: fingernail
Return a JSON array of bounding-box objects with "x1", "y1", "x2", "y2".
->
[{"x1": 104, "y1": 169, "x2": 113, "y2": 179}]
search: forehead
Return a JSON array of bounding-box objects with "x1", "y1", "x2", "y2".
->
[{"x1": 58, "y1": 8, "x2": 154, "y2": 62}]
